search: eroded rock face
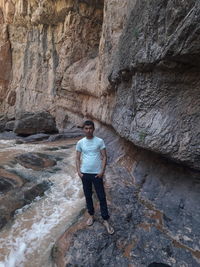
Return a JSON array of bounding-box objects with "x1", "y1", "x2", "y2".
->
[
  {"x1": 0, "y1": 0, "x2": 199, "y2": 170},
  {"x1": 109, "y1": 0, "x2": 200, "y2": 170}
]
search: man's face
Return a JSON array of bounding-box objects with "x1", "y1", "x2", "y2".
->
[{"x1": 83, "y1": 125, "x2": 94, "y2": 138}]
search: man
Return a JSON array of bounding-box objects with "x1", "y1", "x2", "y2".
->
[{"x1": 76, "y1": 120, "x2": 114, "y2": 234}]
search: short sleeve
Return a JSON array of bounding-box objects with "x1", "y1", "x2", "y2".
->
[
  {"x1": 99, "y1": 139, "x2": 106, "y2": 150},
  {"x1": 76, "y1": 141, "x2": 82, "y2": 152}
]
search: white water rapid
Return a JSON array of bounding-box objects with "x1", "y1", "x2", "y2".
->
[{"x1": 0, "y1": 138, "x2": 85, "y2": 267}]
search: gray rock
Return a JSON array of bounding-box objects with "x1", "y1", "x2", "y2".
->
[
  {"x1": 15, "y1": 152, "x2": 57, "y2": 170},
  {"x1": 23, "y1": 181, "x2": 51, "y2": 205},
  {"x1": 47, "y1": 132, "x2": 83, "y2": 142},
  {"x1": 109, "y1": 0, "x2": 200, "y2": 170},
  {"x1": 23, "y1": 133, "x2": 50, "y2": 142},
  {"x1": 14, "y1": 111, "x2": 58, "y2": 136},
  {"x1": 0, "y1": 131, "x2": 19, "y2": 140},
  {"x1": 5, "y1": 120, "x2": 15, "y2": 131}
]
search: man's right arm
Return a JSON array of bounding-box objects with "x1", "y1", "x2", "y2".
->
[{"x1": 76, "y1": 151, "x2": 83, "y2": 178}]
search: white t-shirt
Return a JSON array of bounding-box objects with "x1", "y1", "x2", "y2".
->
[{"x1": 76, "y1": 136, "x2": 106, "y2": 174}]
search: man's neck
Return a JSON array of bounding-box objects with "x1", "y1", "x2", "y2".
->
[{"x1": 86, "y1": 135, "x2": 94, "y2": 139}]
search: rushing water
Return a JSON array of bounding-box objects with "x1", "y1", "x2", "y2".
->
[{"x1": 0, "y1": 138, "x2": 85, "y2": 267}]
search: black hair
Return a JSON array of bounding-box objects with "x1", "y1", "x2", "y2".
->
[{"x1": 83, "y1": 120, "x2": 95, "y2": 128}]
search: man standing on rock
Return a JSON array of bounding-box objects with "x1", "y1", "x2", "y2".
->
[{"x1": 76, "y1": 120, "x2": 114, "y2": 234}]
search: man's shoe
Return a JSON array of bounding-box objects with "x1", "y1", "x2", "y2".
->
[
  {"x1": 103, "y1": 220, "x2": 114, "y2": 235},
  {"x1": 86, "y1": 216, "x2": 94, "y2": 226}
]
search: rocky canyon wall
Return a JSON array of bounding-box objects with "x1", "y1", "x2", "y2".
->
[
  {"x1": 0, "y1": 1, "x2": 200, "y2": 266},
  {"x1": 0, "y1": 0, "x2": 199, "y2": 170}
]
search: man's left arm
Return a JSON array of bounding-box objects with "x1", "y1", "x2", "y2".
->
[{"x1": 95, "y1": 148, "x2": 107, "y2": 178}]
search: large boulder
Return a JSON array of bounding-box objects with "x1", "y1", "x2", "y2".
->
[{"x1": 14, "y1": 111, "x2": 58, "y2": 136}]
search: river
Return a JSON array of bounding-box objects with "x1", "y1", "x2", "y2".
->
[{"x1": 0, "y1": 137, "x2": 85, "y2": 267}]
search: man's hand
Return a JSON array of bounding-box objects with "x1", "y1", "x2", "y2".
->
[
  {"x1": 95, "y1": 172, "x2": 104, "y2": 178},
  {"x1": 78, "y1": 172, "x2": 83, "y2": 178},
  {"x1": 76, "y1": 151, "x2": 83, "y2": 179},
  {"x1": 95, "y1": 149, "x2": 107, "y2": 178}
]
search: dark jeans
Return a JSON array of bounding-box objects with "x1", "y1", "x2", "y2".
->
[{"x1": 81, "y1": 173, "x2": 109, "y2": 220}]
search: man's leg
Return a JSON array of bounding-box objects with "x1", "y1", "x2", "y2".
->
[
  {"x1": 92, "y1": 175, "x2": 109, "y2": 220},
  {"x1": 92, "y1": 175, "x2": 114, "y2": 234},
  {"x1": 81, "y1": 173, "x2": 94, "y2": 217}
]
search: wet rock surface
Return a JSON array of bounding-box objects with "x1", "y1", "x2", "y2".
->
[
  {"x1": 23, "y1": 181, "x2": 51, "y2": 205},
  {"x1": 0, "y1": 179, "x2": 52, "y2": 229},
  {"x1": 0, "y1": 177, "x2": 15, "y2": 192},
  {"x1": 15, "y1": 152, "x2": 57, "y2": 170},
  {"x1": 0, "y1": 137, "x2": 75, "y2": 230}
]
